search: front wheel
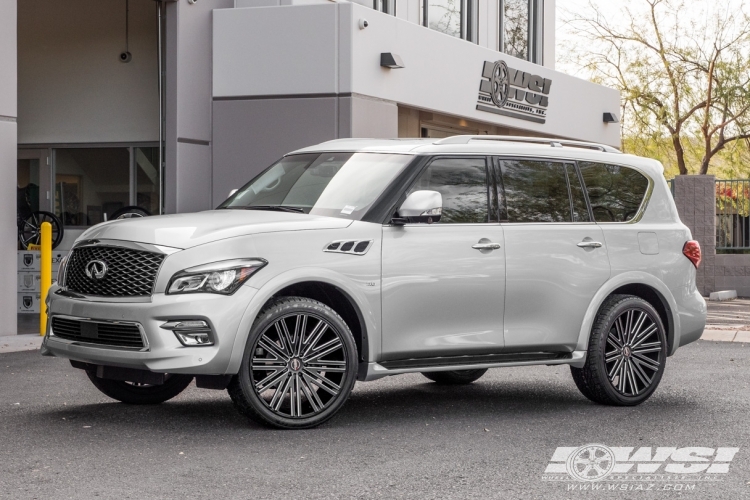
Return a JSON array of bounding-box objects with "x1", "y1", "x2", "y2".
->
[
  {"x1": 86, "y1": 370, "x2": 193, "y2": 404},
  {"x1": 571, "y1": 294, "x2": 667, "y2": 406},
  {"x1": 228, "y1": 297, "x2": 359, "y2": 429}
]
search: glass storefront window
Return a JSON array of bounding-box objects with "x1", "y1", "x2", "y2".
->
[
  {"x1": 501, "y1": 0, "x2": 530, "y2": 60},
  {"x1": 136, "y1": 147, "x2": 159, "y2": 215},
  {"x1": 17, "y1": 159, "x2": 40, "y2": 214},
  {"x1": 55, "y1": 148, "x2": 130, "y2": 226}
]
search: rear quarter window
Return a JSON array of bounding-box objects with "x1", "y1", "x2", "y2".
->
[{"x1": 578, "y1": 162, "x2": 650, "y2": 222}]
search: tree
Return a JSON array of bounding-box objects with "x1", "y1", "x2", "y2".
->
[{"x1": 562, "y1": 0, "x2": 750, "y2": 175}]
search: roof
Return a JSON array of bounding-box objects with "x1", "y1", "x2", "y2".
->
[{"x1": 290, "y1": 136, "x2": 664, "y2": 176}]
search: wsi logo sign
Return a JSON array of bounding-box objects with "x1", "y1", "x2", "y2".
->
[{"x1": 543, "y1": 444, "x2": 739, "y2": 483}]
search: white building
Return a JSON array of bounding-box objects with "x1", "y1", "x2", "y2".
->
[{"x1": 0, "y1": 0, "x2": 620, "y2": 334}]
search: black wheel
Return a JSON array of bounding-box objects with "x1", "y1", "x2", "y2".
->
[
  {"x1": 85, "y1": 370, "x2": 193, "y2": 405},
  {"x1": 422, "y1": 369, "x2": 488, "y2": 385},
  {"x1": 228, "y1": 297, "x2": 358, "y2": 429},
  {"x1": 111, "y1": 206, "x2": 151, "y2": 220},
  {"x1": 571, "y1": 294, "x2": 667, "y2": 406},
  {"x1": 18, "y1": 211, "x2": 64, "y2": 250}
]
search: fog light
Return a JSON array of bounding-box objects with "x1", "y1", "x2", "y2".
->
[
  {"x1": 174, "y1": 331, "x2": 212, "y2": 346},
  {"x1": 161, "y1": 320, "x2": 214, "y2": 347}
]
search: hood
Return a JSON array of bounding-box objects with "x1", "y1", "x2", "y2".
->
[{"x1": 78, "y1": 210, "x2": 353, "y2": 249}]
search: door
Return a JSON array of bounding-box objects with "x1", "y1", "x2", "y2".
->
[
  {"x1": 496, "y1": 158, "x2": 610, "y2": 352},
  {"x1": 381, "y1": 157, "x2": 506, "y2": 360},
  {"x1": 17, "y1": 149, "x2": 52, "y2": 216}
]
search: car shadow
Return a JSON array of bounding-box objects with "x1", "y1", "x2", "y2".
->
[{"x1": 26, "y1": 376, "x2": 702, "y2": 434}]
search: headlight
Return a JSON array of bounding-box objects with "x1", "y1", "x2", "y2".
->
[{"x1": 167, "y1": 258, "x2": 267, "y2": 295}]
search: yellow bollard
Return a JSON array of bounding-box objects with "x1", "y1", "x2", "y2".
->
[{"x1": 40, "y1": 222, "x2": 52, "y2": 336}]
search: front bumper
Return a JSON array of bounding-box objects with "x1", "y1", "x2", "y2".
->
[{"x1": 42, "y1": 284, "x2": 258, "y2": 375}]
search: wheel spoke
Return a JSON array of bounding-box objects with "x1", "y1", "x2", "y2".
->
[
  {"x1": 294, "y1": 314, "x2": 307, "y2": 356},
  {"x1": 306, "y1": 360, "x2": 346, "y2": 372},
  {"x1": 258, "y1": 337, "x2": 290, "y2": 362},
  {"x1": 303, "y1": 337, "x2": 343, "y2": 363},
  {"x1": 302, "y1": 369, "x2": 340, "y2": 396},
  {"x1": 631, "y1": 358, "x2": 652, "y2": 387},
  {"x1": 271, "y1": 372, "x2": 293, "y2": 411},
  {"x1": 631, "y1": 324, "x2": 657, "y2": 348},
  {"x1": 631, "y1": 311, "x2": 647, "y2": 339},
  {"x1": 606, "y1": 336, "x2": 622, "y2": 351},
  {"x1": 633, "y1": 345, "x2": 662, "y2": 355},
  {"x1": 255, "y1": 368, "x2": 289, "y2": 393},
  {"x1": 275, "y1": 319, "x2": 295, "y2": 356},
  {"x1": 301, "y1": 321, "x2": 329, "y2": 358},
  {"x1": 632, "y1": 353, "x2": 660, "y2": 371},
  {"x1": 627, "y1": 361, "x2": 639, "y2": 395},
  {"x1": 297, "y1": 375, "x2": 321, "y2": 412}
]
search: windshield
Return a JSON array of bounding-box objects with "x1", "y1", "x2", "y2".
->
[{"x1": 218, "y1": 152, "x2": 414, "y2": 220}]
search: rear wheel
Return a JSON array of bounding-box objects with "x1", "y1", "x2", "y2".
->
[
  {"x1": 228, "y1": 297, "x2": 358, "y2": 429},
  {"x1": 422, "y1": 369, "x2": 488, "y2": 385},
  {"x1": 85, "y1": 370, "x2": 193, "y2": 404},
  {"x1": 571, "y1": 294, "x2": 667, "y2": 406}
]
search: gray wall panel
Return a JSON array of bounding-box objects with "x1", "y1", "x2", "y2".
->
[
  {"x1": 212, "y1": 97, "x2": 343, "y2": 206},
  {"x1": 176, "y1": 142, "x2": 212, "y2": 213},
  {"x1": 0, "y1": 0, "x2": 16, "y2": 335}
]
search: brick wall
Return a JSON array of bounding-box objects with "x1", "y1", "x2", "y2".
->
[{"x1": 672, "y1": 175, "x2": 750, "y2": 297}]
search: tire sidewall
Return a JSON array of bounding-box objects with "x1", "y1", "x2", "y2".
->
[
  {"x1": 595, "y1": 298, "x2": 667, "y2": 405},
  {"x1": 237, "y1": 298, "x2": 358, "y2": 429}
]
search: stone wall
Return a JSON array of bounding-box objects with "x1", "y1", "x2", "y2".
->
[{"x1": 672, "y1": 175, "x2": 750, "y2": 297}]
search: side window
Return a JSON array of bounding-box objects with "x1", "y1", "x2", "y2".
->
[
  {"x1": 408, "y1": 157, "x2": 489, "y2": 223},
  {"x1": 567, "y1": 164, "x2": 591, "y2": 223},
  {"x1": 578, "y1": 162, "x2": 650, "y2": 222},
  {"x1": 499, "y1": 159, "x2": 572, "y2": 223}
]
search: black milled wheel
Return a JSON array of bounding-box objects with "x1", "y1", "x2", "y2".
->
[
  {"x1": 571, "y1": 294, "x2": 667, "y2": 406},
  {"x1": 228, "y1": 297, "x2": 358, "y2": 429},
  {"x1": 85, "y1": 370, "x2": 193, "y2": 405},
  {"x1": 422, "y1": 369, "x2": 488, "y2": 385}
]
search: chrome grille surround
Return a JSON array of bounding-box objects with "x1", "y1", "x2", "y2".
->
[
  {"x1": 64, "y1": 244, "x2": 166, "y2": 297},
  {"x1": 49, "y1": 315, "x2": 149, "y2": 351}
]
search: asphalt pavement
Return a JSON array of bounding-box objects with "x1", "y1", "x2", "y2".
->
[{"x1": 1, "y1": 340, "x2": 749, "y2": 500}]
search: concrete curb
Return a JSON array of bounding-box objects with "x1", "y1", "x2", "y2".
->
[
  {"x1": 0, "y1": 334, "x2": 43, "y2": 354},
  {"x1": 701, "y1": 329, "x2": 750, "y2": 343}
]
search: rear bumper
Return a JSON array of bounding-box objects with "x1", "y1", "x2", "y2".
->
[
  {"x1": 674, "y1": 285, "x2": 706, "y2": 351},
  {"x1": 41, "y1": 284, "x2": 257, "y2": 375}
]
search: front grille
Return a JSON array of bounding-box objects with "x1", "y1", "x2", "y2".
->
[
  {"x1": 51, "y1": 317, "x2": 145, "y2": 349},
  {"x1": 65, "y1": 246, "x2": 165, "y2": 297}
]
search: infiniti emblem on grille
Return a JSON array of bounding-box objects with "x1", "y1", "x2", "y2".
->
[{"x1": 85, "y1": 260, "x2": 108, "y2": 280}]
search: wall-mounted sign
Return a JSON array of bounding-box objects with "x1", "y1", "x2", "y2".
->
[{"x1": 477, "y1": 60, "x2": 552, "y2": 124}]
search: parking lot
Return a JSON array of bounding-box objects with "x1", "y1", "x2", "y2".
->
[{"x1": 1, "y1": 340, "x2": 748, "y2": 499}]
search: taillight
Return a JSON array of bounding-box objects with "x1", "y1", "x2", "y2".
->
[{"x1": 683, "y1": 240, "x2": 701, "y2": 268}]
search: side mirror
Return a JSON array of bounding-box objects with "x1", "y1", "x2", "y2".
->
[
  {"x1": 394, "y1": 190, "x2": 442, "y2": 225},
  {"x1": 228, "y1": 188, "x2": 238, "y2": 198}
]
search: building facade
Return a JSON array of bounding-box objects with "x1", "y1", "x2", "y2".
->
[{"x1": 0, "y1": 0, "x2": 620, "y2": 334}]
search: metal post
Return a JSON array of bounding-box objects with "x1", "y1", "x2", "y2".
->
[
  {"x1": 39, "y1": 222, "x2": 52, "y2": 336},
  {"x1": 157, "y1": 0, "x2": 164, "y2": 214}
]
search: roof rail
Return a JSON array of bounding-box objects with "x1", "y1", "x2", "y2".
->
[{"x1": 433, "y1": 135, "x2": 622, "y2": 154}]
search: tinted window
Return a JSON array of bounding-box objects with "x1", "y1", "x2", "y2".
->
[
  {"x1": 567, "y1": 164, "x2": 591, "y2": 223},
  {"x1": 499, "y1": 160, "x2": 571, "y2": 223},
  {"x1": 409, "y1": 158, "x2": 489, "y2": 223},
  {"x1": 578, "y1": 162, "x2": 649, "y2": 222}
]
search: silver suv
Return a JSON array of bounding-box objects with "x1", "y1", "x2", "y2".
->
[{"x1": 43, "y1": 136, "x2": 706, "y2": 429}]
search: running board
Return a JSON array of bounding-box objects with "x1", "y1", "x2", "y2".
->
[{"x1": 363, "y1": 351, "x2": 586, "y2": 381}]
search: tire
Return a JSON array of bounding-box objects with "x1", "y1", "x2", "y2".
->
[
  {"x1": 111, "y1": 206, "x2": 151, "y2": 220},
  {"x1": 571, "y1": 294, "x2": 668, "y2": 406},
  {"x1": 86, "y1": 370, "x2": 193, "y2": 405},
  {"x1": 422, "y1": 369, "x2": 488, "y2": 385},
  {"x1": 18, "y1": 211, "x2": 64, "y2": 250},
  {"x1": 228, "y1": 297, "x2": 358, "y2": 429}
]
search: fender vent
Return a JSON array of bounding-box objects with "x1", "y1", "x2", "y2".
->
[{"x1": 325, "y1": 239, "x2": 373, "y2": 255}]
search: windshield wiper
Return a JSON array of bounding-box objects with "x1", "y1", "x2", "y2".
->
[{"x1": 242, "y1": 205, "x2": 305, "y2": 213}]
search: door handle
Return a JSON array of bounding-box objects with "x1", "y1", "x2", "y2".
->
[
  {"x1": 577, "y1": 241, "x2": 603, "y2": 248},
  {"x1": 472, "y1": 242, "x2": 501, "y2": 250}
]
